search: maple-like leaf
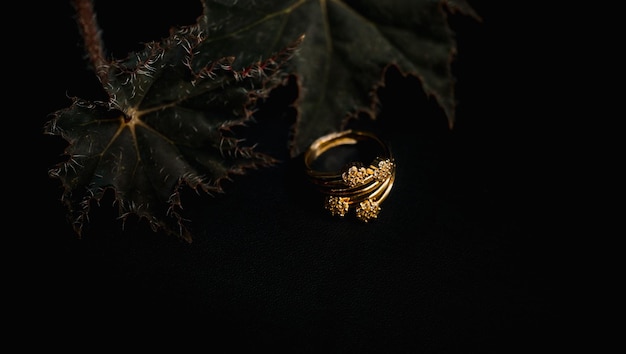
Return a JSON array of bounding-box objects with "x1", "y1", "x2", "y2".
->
[
  {"x1": 195, "y1": 0, "x2": 480, "y2": 155},
  {"x1": 44, "y1": 1, "x2": 303, "y2": 242}
]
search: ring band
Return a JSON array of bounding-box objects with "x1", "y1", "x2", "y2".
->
[{"x1": 304, "y1": 130, "x2": 395, "y2": 222}]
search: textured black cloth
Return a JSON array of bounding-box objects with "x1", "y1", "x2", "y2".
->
[{"x1": 26, "y1": 1, "x2": 557, "y2": 351}]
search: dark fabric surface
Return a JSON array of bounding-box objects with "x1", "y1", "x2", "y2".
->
[{"x1": 26, "y1": 1, "x2": 558, "y2": 351}]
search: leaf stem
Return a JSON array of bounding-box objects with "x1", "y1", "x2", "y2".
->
[{"x1": 72, "y1": 0, "x2": 108, "y2": 84}]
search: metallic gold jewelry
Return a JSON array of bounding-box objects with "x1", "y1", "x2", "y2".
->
[{"x1": 304, "y1": 130, "x2": 395, "y2": 222}]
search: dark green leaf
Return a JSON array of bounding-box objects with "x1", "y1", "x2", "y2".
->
[
  {"x1": 45, "y1": 23, "x2": 302, "y2": 242},
  {"x1": 196, "y1": 0, "x2": 479, "y2": 155}
]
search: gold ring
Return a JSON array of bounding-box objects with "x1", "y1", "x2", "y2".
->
[{"x1": 304, "y1": 130, "x2": 395, "y2": 222}]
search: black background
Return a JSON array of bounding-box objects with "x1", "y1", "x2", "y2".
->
[{"x1": 25, "y1": 1, "x2": 560, "y2": 351}]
